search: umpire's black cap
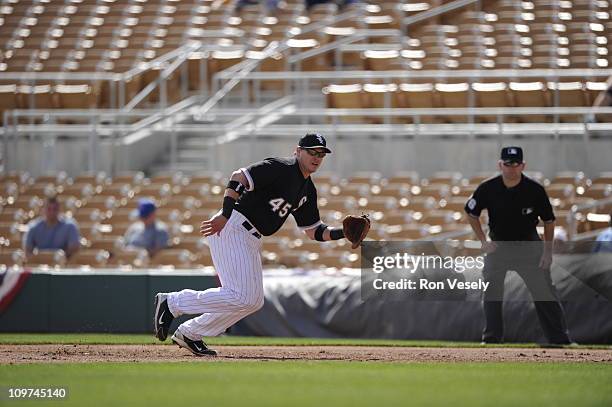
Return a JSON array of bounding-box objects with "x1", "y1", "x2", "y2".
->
[
  {"x1": 501, "y1": 146, "x2": 523, "y2": 163},
  {"x1": 299, "y1": 133, "x2": 332, "y2": 153}
]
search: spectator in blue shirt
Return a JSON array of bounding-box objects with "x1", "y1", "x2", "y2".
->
[
  {"x1": 23, "y1": 196, "x2": 80, "y2": 258},
  {"x1": 593, "y1": 212, "x2": 612, "y2": 253},
  {"x1": 124, "y1": 199, "x2": 169, "y2": 256}
]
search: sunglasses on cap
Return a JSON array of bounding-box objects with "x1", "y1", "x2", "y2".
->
[{"x1": 302, "y1": 148, "x2": 327, "y2": 158}]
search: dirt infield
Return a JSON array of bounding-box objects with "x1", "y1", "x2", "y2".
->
[{"x1": 2, "y1": 344, "x2": 612, "y2": 364}]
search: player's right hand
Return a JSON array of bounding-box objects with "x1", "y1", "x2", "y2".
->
[
  {"x1": 200, "y1": 214, "x2": 229, "y2": 237},
  {"x1": 481, "y1": 241, "x2": 498, "y2": 254}
]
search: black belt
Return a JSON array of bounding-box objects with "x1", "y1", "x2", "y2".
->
[{"x1": 242, "y1": 221, "x2": 262, "y2": 239}]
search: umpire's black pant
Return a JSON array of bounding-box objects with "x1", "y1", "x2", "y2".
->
[{"x1": 481, "y1": 242, "x2": 571, "y2": 344}]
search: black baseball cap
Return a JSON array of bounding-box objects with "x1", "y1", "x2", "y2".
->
[
  {"x1": 298, "y1": 133, "x2": 332, "y2": 153},
  {"x1": 501, "y1": 146, "x2": 523, "y2": 164}
]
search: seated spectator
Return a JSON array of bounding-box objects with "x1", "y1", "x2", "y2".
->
[
  {"x1": 23, "y1": 196, "x2": 80, "y2": 258},
  {"x1": 593, "y1": 212, "x2": 612, "y2": 253},
  {"x1": 124, "y1": 199, "x2": 169, "y2": 256}
]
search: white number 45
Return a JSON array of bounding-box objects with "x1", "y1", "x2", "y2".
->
[{"x1": 269, "y1": 198, "x2": 292, "y2": 217}]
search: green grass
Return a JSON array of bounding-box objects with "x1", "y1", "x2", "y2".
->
[
  {"x1": 1, "y1": 362, "x2": 610, "y2": 407},
  {"x1": 0, "y1": 333, "x2": 610, "y2": 349}
]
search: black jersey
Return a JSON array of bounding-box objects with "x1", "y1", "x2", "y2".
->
[
  {"x1": 464, "y1": 174, "x2": 555, "y2": 241},
  {"x1": 235, "y1": 156, "x2": 321, "y2": 236}
]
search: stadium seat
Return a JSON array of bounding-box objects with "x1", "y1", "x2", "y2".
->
[
  {"x1": 428, "y1": 171, "x2": 464, "y2": 185},
  {"x1": 441, "y1": 196, "x2": 470, "y2": 212},
  {"x1": 0, "y1": 250, "x2": 26, "y2": 267},
  {"x1": 380, "y1": 210, "x2": 413, "y2": 227},
  {"x1": 380, "y1": 223, "x2": 430, "y2": 240},
  {"x1": 435, "y1": 82, "x2": 471, "y2": 123},
  {"x1": 107, "y1": 249, "x2": 149, "y2": 268},
  {"x1": 363, "y1": 83, "x2": 398, "y2": 123},
  {"x1": 54, "y1": 84, "x2": 98, "y2": 109},
  {"x1": 317, "y1": 252, "x2": 359, "y2": 269},
  {"x1": 546, "y1": 184, "x2": 576, "y2": 200},
  {"x1": 349, "y1": 172, "x2": 383, "y2": 184},
  {"x1": 0, "y1": 84, "x2": 17, "y2": 125},
  {"x1": 88, "y1": 236, "x2": 123, "y2": 253},
  {"x1": 401, "y1": 195, "x2": 438, "y2": 212},
  {"x1": 473, "y1": 82, "x2": 512, "y2": 122},
  {"x1": 375, "y1": 184, "x2": 412, "y2": 199},
  {"x1": 591, "y1": 173, "x2": 612, "y2": 185},
  {"x1": 0, "y1": 208, "x2": 29, "y2": 224},
  {"x1": 509, "y1": 81, "x2": 551, "y2": 122},
  {"x1": 551, "y1": 171, "x2": 588, "y2": 187},
  {"x1": 171, "y1": 236, "x2": 208, "y2": 253},
  {"x1": 150, "y1": 249, "x2": 195, "y2": 268},
  {"x1": 394, "y1": 83, "x2": 438, "y2": 123},
  {"x1": 583, "y1": 184, "x2": 612, "y2": 200},
  {"x1": 585, "y1": 212, "x2": 611, "y2": 232},
  {"x1": 421, "y1": 210, "x2": 464, "y2": 226},
  {"x1": 585, "y1": 80, "x2": 607, "y2": 103},
  {"x1": 420, "y1": 184, "x2": 452, "y2": 200},
  {"x1": 547, "y1": 81, "x2": 589, "y2": 122},
  {"x1": 387, "y1": 171, "x2": 420, "y2": 185},
  {"x1": 323, "y1": 84, "x2": 364, "y2": 122},
  {"x1": 360, "y1": 196, "x2": 398, "y2": 212},
  {"x1": 363, "y1": 50, "x2": 402, "y2": 71},
  {"x1": 17, "y1": 84, "x2": 56, "y2": 110},
  {"x1": 25, "y1": 250, "x2": 66, "y2": 267},
  {"x1": 341, "y1": 183, "x2": 372, "y2": 198},
  {"x1": 67, "y1": 249, "x2": 111, "y2": 267}
]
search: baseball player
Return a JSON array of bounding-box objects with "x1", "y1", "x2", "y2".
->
[{"x1": 153, "y1": 133, "x2": 369, "y2": 356}]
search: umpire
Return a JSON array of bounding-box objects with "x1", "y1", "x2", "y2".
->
[{"x1": 465, "y1": 146, "x2": 573, "y2": 345}]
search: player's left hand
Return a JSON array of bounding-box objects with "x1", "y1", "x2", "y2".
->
[
  {"x1": 343, "y1": 214, "x2": 371, "y2": 249},
  {"x1": 538, "y1": 251, "x2": 553, "y2": 270},
  {"x1": 200, "y1": 214, "x2": 229, "y2": 237}
]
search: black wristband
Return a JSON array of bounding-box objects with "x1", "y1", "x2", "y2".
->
[
  {"x1": 314, "y1": 224, "x2": 327, "y2": 241},
  {"x1": 329, "y1": 228, "x2": 345, "y2": 240},
  {"x1": 227, "y1": 180, "x2": 246, "y2": 195},
  {"x1": 222, "y1": 196, "x2": 236, "y2": 219}
]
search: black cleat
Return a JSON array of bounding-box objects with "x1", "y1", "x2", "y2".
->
[
  {"x1": 154, "y1": 293, "x2": 174, "y2": 341},
  {"x1": 171, "y1": 330, "x2": 217, "y2": 357}
]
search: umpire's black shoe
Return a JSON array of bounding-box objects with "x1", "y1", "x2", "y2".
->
[
  {"x1": 538, "y1": 341, "x2": 579, "y2": 349},
  {"x1": 171, "y1": 330, "x2": 217, "y2": 356},
  {"x1": 154, "y1": 293, "x2": 174, "y2": 341}
]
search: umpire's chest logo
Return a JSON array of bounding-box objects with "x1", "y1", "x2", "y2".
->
[{"x1": 522, "y1": 207, "x2": 534, "y2": 215}]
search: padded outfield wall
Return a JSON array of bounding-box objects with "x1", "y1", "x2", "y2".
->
[{"x1": 2, "y1": 253, "x2": 611, "y2": 343}]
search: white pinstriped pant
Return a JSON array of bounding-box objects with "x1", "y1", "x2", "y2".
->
[{"x1": 166, "y1": 210, "x2": 264, "y2": 339}]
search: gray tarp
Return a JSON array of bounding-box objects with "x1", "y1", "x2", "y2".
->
[{"x1": 234, "y1": 254, "x2": 612, "y2": 343}]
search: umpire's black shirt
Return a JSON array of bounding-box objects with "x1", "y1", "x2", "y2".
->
[
  {"x1": 464, "y1": 174, "x2": 555, "y2": 241},
  {"x1": 235, "y1": 156, "x2": 321, "y2": 236}
]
